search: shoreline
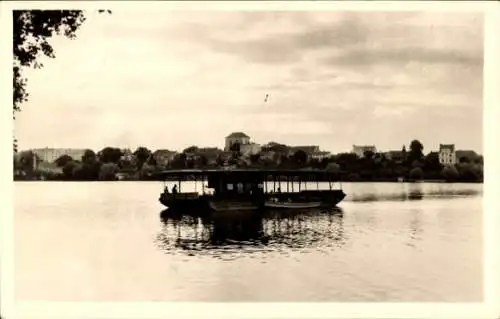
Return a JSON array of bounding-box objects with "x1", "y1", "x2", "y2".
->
[{"x1": 13, "y1": 179, "x2": 483, "y2": 184}]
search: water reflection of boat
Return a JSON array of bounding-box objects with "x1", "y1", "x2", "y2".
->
[
  {"x1": 153, "y1": 169, "x2": 345, "y2": 212},
  {"x1": 156, "y1": 207, "x2": 344, "y2": 256}
]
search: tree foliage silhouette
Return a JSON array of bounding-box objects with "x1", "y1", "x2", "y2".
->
[
  {"x1": 291, "y1": 150, "x2": 308, "y2": 167},
  {"x1": 12, "y1": 10, "x2": 111, "y2": 154},
  {"x1": 134, "y1": 147, "x2": 152, "y2": 168},
  {"x1": 409, "y1": 139, "x2": 424, "y2": 161},
  {"x1": 98, "y1": 147, "x2": 123, "y2": 164},
  {"x1": 13, "y1": 9, "x2": 111, "y2": 116},
  {"x1": 55, "y1": 154, "x2": 74, "y2": 167}
]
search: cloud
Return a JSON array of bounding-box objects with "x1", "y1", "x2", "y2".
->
[
  {"x1": 200, "y1": 17, "x2": 369, "y2": 64},
  {"x1": 324, "y1": 46, "x2": 482, "y2": 67},
  {"x1": 15, "y1": 10, "x2": 483, "y2": 153}
]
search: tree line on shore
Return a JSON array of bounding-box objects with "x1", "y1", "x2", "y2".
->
[{"x1": 14, "y1": 140, "x2": 483, "y2": 182}]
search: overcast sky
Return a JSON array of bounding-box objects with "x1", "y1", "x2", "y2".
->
[{"x1": 14, "y1": 9, "x2": 483, "y2": 154}]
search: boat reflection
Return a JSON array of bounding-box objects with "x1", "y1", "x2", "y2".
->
[{"x1": 155, "y1": 207, "x2": 345, "y2": 257}]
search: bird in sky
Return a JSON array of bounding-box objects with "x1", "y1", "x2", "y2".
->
[{"x1": 264, "y1": 93, "x2": 269, "y2": 103}]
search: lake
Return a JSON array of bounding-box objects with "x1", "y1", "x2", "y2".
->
[{"x1": 14, "y1": 181, "x2": 483, "y2": 302}]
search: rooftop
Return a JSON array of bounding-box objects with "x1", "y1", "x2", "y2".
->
[
  {"x1": 153, "y1": 149, "x2": 176, "y2": 154},
  {"x1": 312, "y1": 151, "x2": 331, "y2": 155},
  {"x1": 197, "y1": 147, "x2": 220, "y2": 152},
  {"x1": 289, "y1": 146, "x2": 320, "y2": 153},
  {"x1": 226, "y1": 132, "x2": 249, "y2": 139},
  {"x1": 439, "y1": 144, "x2": 455, "y2": 151},
  {"x1": 456, "y1": 150, "x2": 478, "y2": 158}
]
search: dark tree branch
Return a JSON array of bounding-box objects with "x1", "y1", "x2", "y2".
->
[
  {"x1": 12, "y1": 9, "x2": 111, "y2": 152},
  {"x1": 12, "y1": 9, "x2": 112, "y2": 117}
]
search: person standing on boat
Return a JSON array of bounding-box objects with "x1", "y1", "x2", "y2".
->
[
  {"x1": 172, "y1": 184, "x2": 178, "y2": 197},
  {"x1": 164, "y1": 185, "x2": 169, "y2": 194}
]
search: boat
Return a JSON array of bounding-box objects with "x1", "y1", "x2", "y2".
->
[
  {"x1": 264, "y1": 199, "x2": 322, "y2": 209},
  {"x1": 154, "y1": 168, "x2": 346, "y2": 212},
  {"x1": 208, "y1": 200, "x2": 259, "y2": 211}
]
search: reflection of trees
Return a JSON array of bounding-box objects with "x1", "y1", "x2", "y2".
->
[
  {"x1": 407, "y1": 184, "x2": 423, "y2": 200},
  {"x1": 155, "y1": 208, "x2": 344, "y2": 257}
]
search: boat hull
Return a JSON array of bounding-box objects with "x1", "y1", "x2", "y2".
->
[
  {"x1": 208, "y1": 200, "x2": 260, "y2": 211},
  {"x1": 264, "y1": 189, "x2": 346, "y2": 210},
  {"x1": 159, "y1": 193, "x2": 208, "y2": 211},
  {"x1": 264, "y1": 201, "x2": 322, "y2": 209},
  {"x1": 159, "y1": 189, "x2": 346, "y2": 211}
]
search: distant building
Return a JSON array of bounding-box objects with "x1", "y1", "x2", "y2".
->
[
  {"x1": 423, "y1": 151, "x2": 439, "y2": 160},
  {"x1": 311, "y1": 151, "x2": 331, "y2": 161},
  {"x1": 384, "y1": 150, "x2": 406, "y2": 163},
  {"x1": 184, "y1": 152, "x2": 199, "y2": 162},
  {"x1": 214, "y1": 151, "x2": 234, "y2": 166},
  {"x1": 197, "y1": 147, "x2": 220, "y2": 154},
  {"x1": 352, "y1": 145, "x2": 377, "y2": 158},
  {"x1": 286, "y1": 145, "x2": 328, "y2": 162},
  {"x1": 259, "y1": 150, "x2": 276, "y2": 161},
  {"x1": 262, "y1": 142, "x2": 289, "y2": 154},
  {"x1": 265, "y1": 141, "x2": 281, "y2": 148},
  {"x1": 455, "y1": 150, "x2": 479, "y2": 163},
  {"x1": 225, "y1": 132, "x2": 250, "y2": 151},
  {"x1": 240, "y1": 143, "x2": 261, "y2": 157},
  {"x1": 439, "y1": 144, "x2": 456, "y2": 165},
  {"x1": 288, "y1": 146, "x2": 320, "y2": 156},
  {"x1": 195, "y1": 147, "x2": 223, "y2": 165},
  {"x1": 152, "y1": 149, "x2": 177, "y2": 167},
  {"x1": 36, "y1": 162, "x2": 63, "y2": 175},
  {"x1": 219, "y1": 151, "x2": 233, "y2": 161},
  {"x1": 120, "y1": 153, "x2": 136, "y2": 164},
  {"x1": 31, "y1": 148, "x2": 87, "y2": 163}
]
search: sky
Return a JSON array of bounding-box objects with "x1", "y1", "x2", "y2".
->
[{"x1": 14, "y1": 9, "x2": 484, "y2": 154}]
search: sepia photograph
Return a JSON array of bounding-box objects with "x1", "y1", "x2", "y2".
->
[{"x1": 3, "y1": 1, "x2": 500, "y2": 319}]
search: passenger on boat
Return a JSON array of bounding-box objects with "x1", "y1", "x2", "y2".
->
[
  {"x1": 163, "y1": 186, "x2": 169, "y2": 194},
  {"x1": 172, "y1": 185, "x2": 178, "y2": 196}
]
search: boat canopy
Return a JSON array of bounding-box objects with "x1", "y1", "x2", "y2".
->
[{"x1": 151, "y1": 168, "x2": 341, "y2": 181}]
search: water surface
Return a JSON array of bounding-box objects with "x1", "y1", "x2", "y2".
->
[{"x1": 14, "y1": 181, "x2": 483, "y2": 301}]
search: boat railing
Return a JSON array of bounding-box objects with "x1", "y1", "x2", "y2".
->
[
  {"x1": 162, "y1": 192, "x2": 200, "y2": 200},
  {"x1": 298, "y1": 189, "x2": 343, "y2": 194}
]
